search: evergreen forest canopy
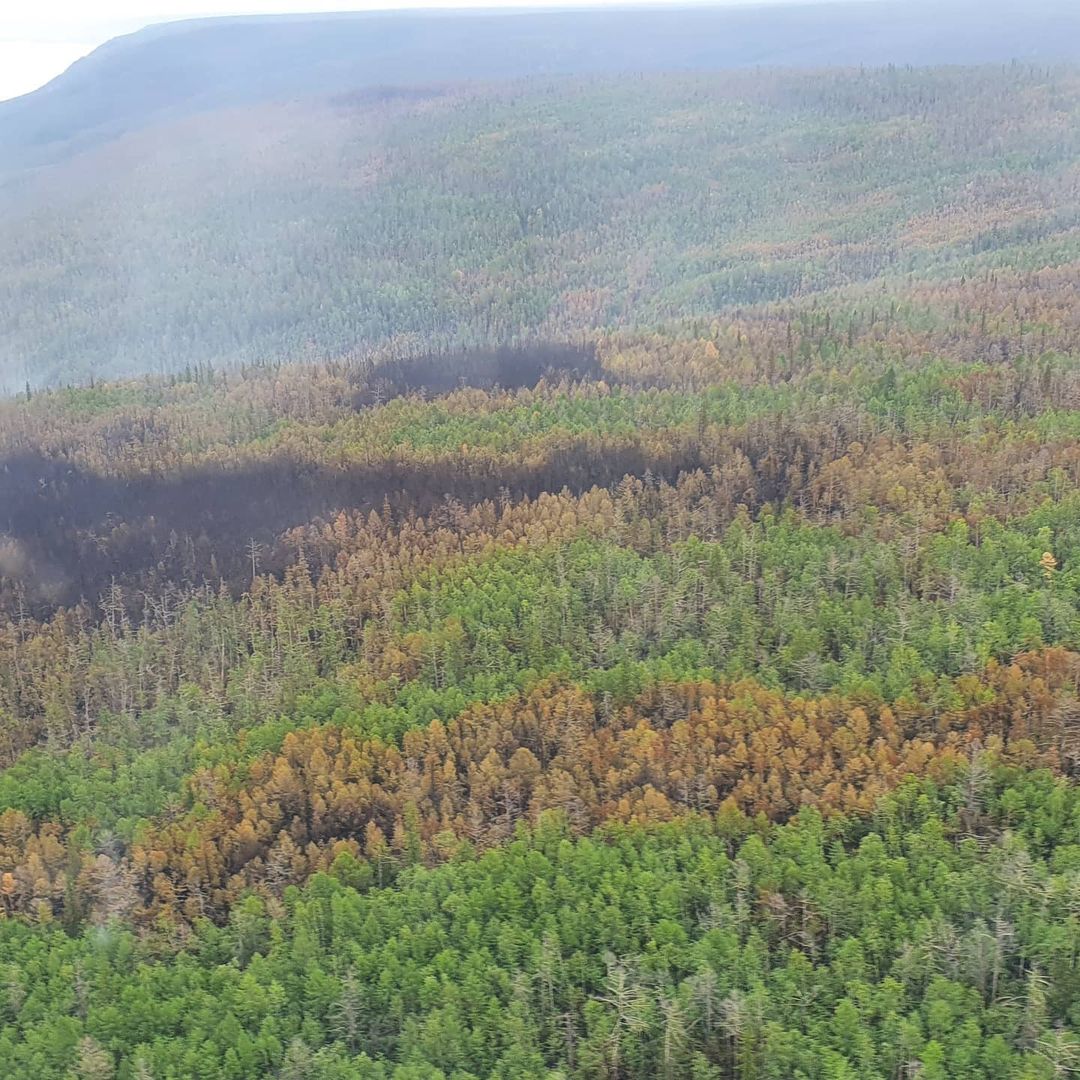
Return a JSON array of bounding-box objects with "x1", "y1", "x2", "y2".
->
[
  {"x1": 0, "y1": 20, "x2": 1078, "y2": 388},
  {"x1": 1, "y1": 14, "x2": 1080, "y2": 1080}
]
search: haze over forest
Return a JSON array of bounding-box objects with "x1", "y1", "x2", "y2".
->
[{"x1": 1, "y1": 0, "x2": 1079, "y2": 388}]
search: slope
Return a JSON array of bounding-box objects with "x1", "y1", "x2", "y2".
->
[
  {"x1": 3, "y1": 0, "x2": 1079, "y2": 174},
  {"x1": 1, "y1": 63, "x2": 1079, "y2": 389}
]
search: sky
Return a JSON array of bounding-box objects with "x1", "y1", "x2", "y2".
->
[{"x1": 0, "y1": 0, "x2": 849, "y2": 102}]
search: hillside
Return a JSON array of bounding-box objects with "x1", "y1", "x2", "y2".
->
[
  {"x1": 2, "y1": 59, "x2": 1080, "y2": 389},
  {"x1": 4, "y1": 1, "x2": 1079, "y2": 171},
  {"x1": 2, "y1": 242, "x2": 1080, "y2": 1076}
]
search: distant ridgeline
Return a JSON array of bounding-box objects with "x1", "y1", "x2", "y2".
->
[
  {"x1": 4, "y1": 1, "x2": 1080, "y2": 165},
  {"x1": 0, "y1": 31, "x2": 1076, "y2": 387}
]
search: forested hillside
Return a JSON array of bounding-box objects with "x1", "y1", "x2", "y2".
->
[
  {"x1": 2, "y1": 164, "x2": 1080, "y2": 1072},
  {"x1": 3, "y1": 0, "x2": 1078, "y2": 174},
  {"x1": 1, "y1": 16, "x2": 1080, "y2": 1077},
  {"x1": 2, "y1": 61, "x2": 1080, "y2": 387}
]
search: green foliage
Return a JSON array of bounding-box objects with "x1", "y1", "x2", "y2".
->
[{"x1": 0, "y1": 770, "x2": 1077, "y2": 1078}]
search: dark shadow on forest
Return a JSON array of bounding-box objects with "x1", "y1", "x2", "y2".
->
[
  {"x1": 0, "y1": 395, "x2": 819, "y2": 617},
  {"x1": 0, "y1": 438, "x2": 694, "y2": 615},
  {"x1": 355, "y1": 344, "x2": 606, "y2": 406}
]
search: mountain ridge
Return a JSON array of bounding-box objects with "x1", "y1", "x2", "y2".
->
[{"x1": 3, "y1": 0, "x2": 1080, "y2": 176}]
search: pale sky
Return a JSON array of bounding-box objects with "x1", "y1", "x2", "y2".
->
[{"x1": 0, "y1": 0, "x2": 846, "y2": 102}]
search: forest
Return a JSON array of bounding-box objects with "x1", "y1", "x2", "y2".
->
[
  {"x1": 2, "y1": 63, "x2": 1080, "y2": 387},
  {"x1": 0, "y1": 55, "x2": 1079, "y2": 1080}
]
